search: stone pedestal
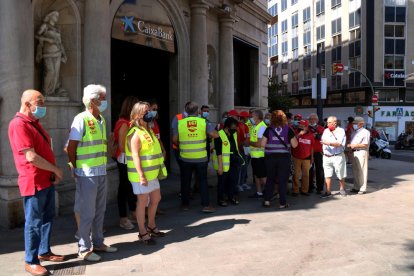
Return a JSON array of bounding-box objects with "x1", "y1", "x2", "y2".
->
[
  {"x1": 219, "y1": 15, "x2": 235, "y2": 116},
  {"x1": 190, "y1": 0, "x2": 209, "y2": 106}
]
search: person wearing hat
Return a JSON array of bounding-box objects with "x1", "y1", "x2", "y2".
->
[
  {"x1": 347, "y1": 117, "x2": 370, "y2": 195},
  {"x1": 292, "y1": 113, "x2": 302, "y2": 129},
  {"x1": 291, "y1": 120, "x2": 315, "y2": 196},
  {"x1": 239, "y1": 111, "x2": 252, "y2": 190}
]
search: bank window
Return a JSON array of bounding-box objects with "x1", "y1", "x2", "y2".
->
[
  {"x1": 316, "y1": 0, "x2": 325, "y2": 15},
  {"x1": 317, "y1": 25, "x2": 325, "y2": 41},
  {"x1": 384, "y1": 70, "x2": 405, "y2": 86},
  {"x1": 331, "y1": 18, "x2": 341, "y2": 35},
  {"x1": 385, "y1": 6, "x2": 406, "y2": 22},
  {"x1": 282, "y1": 20, "x2": 288, "y2": 33},
  {"x1": 331, "y1": 0, "x2": 341, "y2": 9},
  {"x1": 282, "y1": 0, "x2": 288, "y2": 11},
  {"x1": 385, "y1": 39, "x2": 405, "y2": 55},
  {"x1": 378, "y1": 89, "x2": 399, "y2": 102},
  {"x1": 349, "y1": 9, "x2": 361, "y2": 28},
  {"x1": 384, "y1": 56, "x2": 404, "y2": 69},
  {"x1": 327, "y1": 92, "x2": 342, "y2": 104},
  {"x1": 303, "y1": 7, "x2": 311, "y2": 22},
  {"x1": 291, "y1": 12, "x2": 299, "y2": 28},
  {"x1": 405, "y1": 88, "x2": 414, "y2": 102}
]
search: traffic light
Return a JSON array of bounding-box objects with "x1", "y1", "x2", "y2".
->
[
  {"x1": 374, "y1": 107, "x2": 381, "y2": 112},
  {"x1": 332, "y1": 63, "x2": 338, "y2": 75},
  {"x1": 367, "y1": 110, "x2": 372, "y2": 117}
]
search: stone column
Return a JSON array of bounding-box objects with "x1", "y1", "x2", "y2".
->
[
  {"x1": 190, "y1": 0, "x2": 209, "y2": 106},
  {"x1": 219, "y1": 15, "x2": 235, "y2": 115},
  {"x1": 0, "y1": 0, "x2": 34, "y2": 228}
]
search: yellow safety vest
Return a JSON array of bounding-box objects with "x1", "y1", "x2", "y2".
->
[
  {"x1": 125, "y1": 126, "x2": 167, "y2": 183},
  {"x1": 246, "y1": 120, "x2": 254, "y2": 137},
  {"x1": 250, "y1": 121, "x2": 266, "y2": 158},
  {"x1": 76, "y1": 111, "x2": 107, "y2": 169},
  {"x1": 178, "y1": 116, "x2": 207, "y2": 162},
  {"x1": 212, "y1": 130, "x2": 242, "y2": 172}
]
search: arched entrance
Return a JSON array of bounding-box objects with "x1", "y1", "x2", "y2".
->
[{"x1": 110, "y1": 0, "x2": 189, "y2": 169}]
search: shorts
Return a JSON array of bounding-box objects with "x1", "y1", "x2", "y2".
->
[
  {"x1": 251, "y1": 157, "x2": 266, "y2": 178},
  {"x1": 323, "y1": 153, "x2": 347, "y2": 179},
  {"x1": 131, "y1": 178, "x2": 160, "y2": 195}
]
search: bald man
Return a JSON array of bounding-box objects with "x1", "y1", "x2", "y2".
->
[{"x1": 8, "y1": 90, "x2": 64, "y2": 276}]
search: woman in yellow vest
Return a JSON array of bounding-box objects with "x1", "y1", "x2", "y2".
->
[
  {"x1": 213, "y1": 117, "x2": 243, "y2": 206},
  {"x1": 126, "y1": 102, "x2": 167, "y2": 245}
]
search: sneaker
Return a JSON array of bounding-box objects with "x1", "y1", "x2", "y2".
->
[
  {"x1": 119, "y1": 219, "x2": 134, "y2": 230},
  {"x1": 339, "y1": 189, "x2": 347, "y2": 197},
  {"x1": 358, "y1": 191, "x2": 366, "y2": 195},
  {"x1": 241, "y1": 183, "x2": 252, "y2": 190},
  {"x1": 78, "y1": 250, "x2": 101, "y2": 262},
  {"x1": 262, "y1": 201, "x2": 271, "y2": 207},
  {"x1": 201, "y1": 206, "x2": 216, "y2": 213},
  {"x1": 320, "y1": 192, "x2": 332, "y2": 199},
  {"x1": 93, "y1": 244, "x2": 118, "y2": 253},
  {"x1": 248, "y1": 192, "x2": 263, "y2": 199},
  {"x1": 237, "y1": 185, "x2": 244, "y2": 192}
]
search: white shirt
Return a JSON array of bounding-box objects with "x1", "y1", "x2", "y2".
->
[
  {"x1": 350, "y1": 127, "x2": 370, "y2": 149},
  {"x1": 321, "y1": 127, "x2": 346, "y2": 155}
]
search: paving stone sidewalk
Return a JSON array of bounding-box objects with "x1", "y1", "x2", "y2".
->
[{"x1": 1, "y1": 157, "x2": 414, "y2": 275}]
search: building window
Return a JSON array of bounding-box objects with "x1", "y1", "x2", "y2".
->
[
  {"x1": 331, "y1": 18, "x2": 342, "y2": 35},
  {"x1": 332, "y1": 34, "x2": 341, "y2": 46},
  {"x1": 292, "y1": 0, "x2": 298, "y2": 5},
  {"x1": 327, "y1": 93, "x2": 342, "y2": 104},
  {"x1": 303, "y1": 30, "x2": 311, "y2": 46},
  {"x1": 345, "y1": 91, "x2": 365, "y2": 104},
  {"x1": 385, "y1": 6, "x2": 406, "y2": 23},
  {"x1": 317, "y1": 42, "x2": 326, "y2": 77},
  {"x1": 292, "y1": 70, "x2": 299, "y2": 95},
  {"x1": 303, "y1": 69, "x2": 311, "y2": 89},
  {"x1": 303, "y1": 7, "x2": 311, "y2": 22},
  {"x1": 316, "y1": 25, "x2": 325, "y2": 40},
  {"x1": 292, "y1": 36, "x2": 298, "y2": 59},
  {"x1": 349, "y1": 9, "x2": 361, "y2": 29},
  {"x1": 384, "y1": 70, "x2": 405, "y2": 87},
  {"x1": 282, "y1": 41, "x2": 288, "y2": 56},
  {"x1": 385, "y1": 39, "x2": 405, "y2": 55},
  {"x1": 282, "y1": 73, "x2": 288, "y2": 95},
  {"x1": 291, "y1": 12, "x2": 299, "y2": 28},
  {"x1": 281, "y1": 0, "x2": 288, "y2": 11},
  {"x1": 282, "y1": 19, "x2": 288, "y2": 33},
  {"x1": 349, "y1": 28, "x2": 361, "y2": 88},
  {"x1": 331, "y1": 0, "x2": 341, "y2": 9},
  {"x1": 405, "y1": 88, "x2": 414, "y2": 102},
  {"x1": 268, "y1": 4, "x2": 278, "y2": 17},
  {"x1": 378, "y1": 89, "x2": 399, "y2": 102},
  {"x1": 316, "y1": 0, "x2": 325, "y2": 15},
  {"x1": 384, "y1": 25, "x2": 404, "y2": 38},
  {"x1": 350, "y1": 28, "x2": 361, "y2": 41},
  {"x1": 282, "y1": 62, "x2": 288, "y2": 70}
]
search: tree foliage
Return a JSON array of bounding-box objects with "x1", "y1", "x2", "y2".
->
[{"x1": 267, "y1": 76, "x2": 293, "y2": 112}]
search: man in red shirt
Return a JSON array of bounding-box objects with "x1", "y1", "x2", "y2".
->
[
  {"x1": 291, "y1": 120, "x2": 314, "y2": 196},
  {"x1": 8, "y1": 90, "x2": 64, "y2": 276},
  {"x1": 308, "y1": 113, "x2": 325, "y2": 194}
]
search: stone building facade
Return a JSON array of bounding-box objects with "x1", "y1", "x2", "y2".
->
[{"x1": 0, "y1": 0, "x2": 270, "y2": 228}]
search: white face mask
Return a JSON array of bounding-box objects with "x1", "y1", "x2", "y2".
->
[{"x1": 353, "y1": 124, "x2": 359, "y2": 131}]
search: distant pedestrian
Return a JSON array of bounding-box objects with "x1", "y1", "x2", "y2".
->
[
  {"x1": 308, "y1": 113, "x2": 325, "y2": 194},
  {"x1": 9, "y1": 89, "x2": 64, "y2": 276},
  {"x1": 347, "y1": 117, "x2": 370, "y2": 195},
  {"x1": 345, "y1": 116, "x2": 355, "y2": 164},
  {"x1": 320, "y1": 116, "x2": 347, "y2": 198},
  {"x1": 262, "y1": 110, "x2": 298, "y2": 208}
]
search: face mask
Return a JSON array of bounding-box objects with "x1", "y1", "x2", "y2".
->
[
  {"x1": 328, "y1": 125, "x2": 336, "y2": 131},
  {"x1": 353, "y1": 124, "x2": 359, "y2": 131},
  {"x1": 222, "y1": 117, "x2": 228, "y2": 123},
  {"x1": 292, "y1": 120, "x2": 299, "y2": 126},
  {"x1": 229, "y1": 128, "x2": 237, "y2": 134},
  {"x1": 202, "y1": 112, "x2": 209, "y2": 118},
  {"x1": 183, "y1": 111, "x2": 188, "y2": 118},
  {"x1": 310, "y1": 122, "x2": 317, "y2": 127},
  {"x1": 264, "y1": 119, "x2": 270, "y2": 125},
  {"x1": 98, "y1": 100, "x2": 107, "y2": 112},
  {"x1": 150, "y1": 110, "x2": 158, "y2": 118},
  {"x1": 249, "y1": 118, "x2": 255, "y2": 125},
  {"x1": 32, "y1": 105, "x2": 47, "y2": 119},
  {"x1": 143, "y1": 111, "x2": 154, "y2": 123}
]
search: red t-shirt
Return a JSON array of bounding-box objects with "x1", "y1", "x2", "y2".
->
[
  {"x1": 292, "y1": 131, "x2": 315, "y2": 159},
  {"x1": 152, "y1": 119, "x2": 161, "y2": 140},
  {"x1": 309, "y1": 125, "x2": 324, "y2": 153},
  {"x1": 8, "y1": 113, "x2": 56, "y2": 196},
  {"x1": 113, "y1": 118, "x2": 130, "y2": 158},
  {"x1": 236, "y1": 122, "x2": 247, "y2": 152}
]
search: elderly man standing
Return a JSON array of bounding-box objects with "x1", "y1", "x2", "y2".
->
[
  {"x1": 67, "y1": 84, "x2": 117, "y2": 262},
  {"x1": 347, "y1": 117, "x2": 370, "y2": 195},
  {"x1": 320, "y1": 116, "x2": 347, "y2": 198},
  {"x1": 9, "y1": 90, "x2": 64, "y2": 276}
]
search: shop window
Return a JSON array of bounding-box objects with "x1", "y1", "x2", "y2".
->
[
  {"x1": 378, "y1": 89, "x2": 399, "y2": 102},
  {"x1": 345, "y1": 91, "x2": 365, "y2": 104},
  {"x1": 327, "y1": 92, "x2": 342, "y2": 104},
  {"x1": 302, "y1": 96, "x2": 312, "y2": 106},
  {"x1": 405, "y1": 88, "x2": 414, "y2": 102}
]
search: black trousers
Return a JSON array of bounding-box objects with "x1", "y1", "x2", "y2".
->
[
  {"x1": 217, "y1": 163, "x2": 240, "y2": 201},
  {"x1": 116, "y1": 161, "x2": 136, "y2": 217},
  {"x1": 263, "y1": 154, "x2": 291, "y2": 205},
  {"x1": 309, "y1": 152, "x2": 324, "y2": 192},
  {"x1": 181, "y1": 161, "x2": 209, "y2": 206}
]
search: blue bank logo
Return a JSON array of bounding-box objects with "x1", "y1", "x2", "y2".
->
[{"x1": 121, "y1": 16, "x2": 136, "y2": 33}]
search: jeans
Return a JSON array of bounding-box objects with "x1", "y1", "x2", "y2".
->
[
  {"x1": 181, "y1": 161, "x2": 209, "y2": 206},
  {"x1": 217, "y1": 163, "x2": 240, "y2": 201},
  {"x1": 309, "y1": 152, "x2": 324, "y2": 192},
  {"x1": 116, "y1": 161, "x2": 136, "y2": 218},
  {"x1": 173, "y1": 148, "x2": 185, "y2": 188},
  {"x1": 78, "y1": 176, "x2": 107, "y2": 252},
  {"x1": 23, "y1": 185, "x2": 55, "y2": 264},
  {"x1": 263, "y1": 154, "x2": 291, "y2": 205},
  {"x1": 239, "y1": 152, "x2": 250, "y2": 185}
]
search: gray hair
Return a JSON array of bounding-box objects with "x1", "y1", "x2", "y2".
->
[
  {"x1": 185, "y1": 101, "x2": 199, "y2": 115},
  {"x1": 252, "y1": 109, "x2": 263, "y2": 120},
  {"x1": 82, "y1": 84, "x2": 106, "y2": 108},
  {"x1": 327, "y1": 116, "x2": 337, "y2": 123},
  {"x1": 308, "y1": 113, "x2": 319, "y2": 120}
]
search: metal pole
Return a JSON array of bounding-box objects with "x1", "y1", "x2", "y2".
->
[
  {"x1": 348, "y1": 67, "x2": 375, "y2": 127},
  {"x1": 316, "y1": 43, "x2": 323, "y2": 122}
]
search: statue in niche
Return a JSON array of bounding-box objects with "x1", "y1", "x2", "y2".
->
[
  {"x1": 36, "y1": 11, "x2": 68, "y2": 97},
  {"x1": 208, "y1": 62, "x2": 215, "y2": 105}
]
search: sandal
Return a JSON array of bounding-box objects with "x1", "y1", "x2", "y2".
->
[
  {"x1": 138, "y1": 232, "x2": 156, "y2": 245},
  {"x1": 147, "y1": 226, "x2": 166, "y2": 238},
  {"x1": 279, "y1": 203, "x2": 289, "y2": 209}
]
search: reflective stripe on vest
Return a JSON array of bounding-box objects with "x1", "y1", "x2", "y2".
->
[
  {"x1": 212, "y1": 130, "x2": 238, "y2": 172},
  {"x1": 76, "y1": 112, "x2": 107, "y2": 169},
  {"x1": 125, "y1": 126, "x2": 167, "y2": 183},
  {"x1": 250, "y1": 121, "x2": 266, "y2": 158},
  {"x1": 172, "y1": 113, "x2": 184, "y2": 150},
  {"x1": 178, "y1": 117, "x2": 207, "y2": 162}
]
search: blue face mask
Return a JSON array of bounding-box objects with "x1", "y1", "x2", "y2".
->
[
  {"x1": 249, "y1": 118, "x2": 255, "y2": 125},
  {"x1": 143, "y1": 111, "x2": 155, "y2": 122},
  {"x1": 183, "y1": 111, "x2": 188, "y2": 118},
  {"x1": 98, "y1": 100, "x2": 108, "y2": 112},
  {"x1": 202, "y1": 112, "x2": 209, "y2": 118},
  {"x1": 150, "y1": 110, "x2": 158, "y2": 118},
  {"x1": 264, "y1": 119, "x2": 270, "y2": 125},
  {"x1": 292, "y1": 120, "x2": 299, "y2": 126},
  {"x1": 32, "y1": 106, "x2": 47, "y2": 119}
]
